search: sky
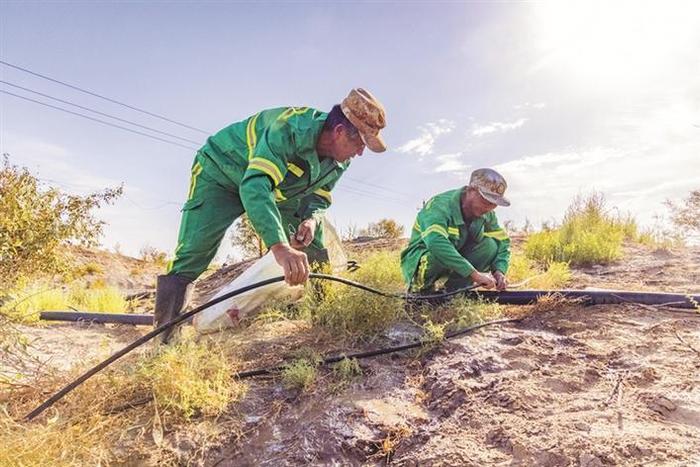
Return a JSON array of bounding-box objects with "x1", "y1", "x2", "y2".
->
[{"x1": 1, "y1": 1, "x2": 699, "y2": 260}]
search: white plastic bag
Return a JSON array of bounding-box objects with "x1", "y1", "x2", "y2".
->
[{"x1": 193, "y1": 216, "x2": 346, "y2": 334}]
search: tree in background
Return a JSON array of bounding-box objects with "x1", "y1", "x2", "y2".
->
[
  {"x1": 0, "y1": 155, "x2": 122, "y2": 292},
  {"x1": 360, "y1": 218, "x2": 405, "y2": 239},
  {"x1": 230, "y1": 214, "x2": 265, "y2": 259},
  {"x1": 666, "y1": 189, "x2": 700, "y2": 237}
]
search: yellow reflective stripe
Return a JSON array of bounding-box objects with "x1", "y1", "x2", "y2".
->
[
  {"x1": 274, "y1": 189, "x2": 287, "y2": 202},
  {"x1": 314, "y1": 188, "x2": 332, "y2": 203},
  {"x1": 278, "y1": 107, "x2": 309, "y2": 121},
  {"x1": 421, "y1": 225, "x2": 449, "y2": 238},
  {"x1": 447, "y1": 227, "x2": 459, "y2": 236},
  {"x1": 413, "y1": 221, "x2": 422, "y2": 232},
  {"x1": 166, "y1": 242, "x2": 183, "y2": 273},
  {"x1": 248, "y1": 157, "x2": 284, "y2": 185},
  {"x1": 484, "y1": 229, "x2": 509, "y2": 241},
  {"x1": 187, "y1": 162, "x2": 203, "y2": 200},
  {"x1": 246, "y1": 113, "x2": 260, "y2": 160},
  {"x1": 287, "y1": 162, "x2": 304, "y2": 177}
]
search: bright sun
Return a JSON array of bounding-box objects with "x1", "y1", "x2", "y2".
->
[{"x1": 531, "y1": 1, "x2": 700, "y2": 84}]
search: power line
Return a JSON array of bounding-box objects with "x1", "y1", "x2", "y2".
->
[
  {"x1": 1, "y1": 89, "x2": 198, "y2": 151},
  {"x1": 1, "y1": 80, "x2": 203, "y2": 145},
  {"x1": 0, "y1": 59, "x2": 211, "y2": 135},
  {"x1": 344, "y1": 175, "x2": 412, "y2": 198}
]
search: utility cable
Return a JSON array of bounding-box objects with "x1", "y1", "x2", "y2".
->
[
  {"x1": 0, "y1": 59, "x2": 211, "y2": 134},
  {"x1": 1, "y1": 90, "x2": 198, "y2": 151},
  {"x1": 1, "y1": 80, "x2": 203, "y2": 145}
]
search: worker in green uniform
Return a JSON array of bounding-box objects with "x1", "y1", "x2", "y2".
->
[
  {"x1": 400, "y1": 168, "x2": 511, "y2": 293},
  {"x1": 156, "y1": 88, "x2": 387, "y2": 341}
]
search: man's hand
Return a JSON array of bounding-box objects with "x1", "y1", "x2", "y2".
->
[
  {"x1": 493, "y1": 270, "x2": 508, "y2": 291},
  {"x1": 270, "y1": 243, "x2": 309, "y2": 285},
  {"x1": 290, "y1": 218, "x2": 317, "y2": 250},
  {"x1": 470, "y1": 270, "x2": 496, "y2": 289}
]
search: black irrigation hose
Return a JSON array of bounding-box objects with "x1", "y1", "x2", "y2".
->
[
  {"x1": 24, "y1": 273, "x2": 474, "y2": 421},
  {"x1": 234, "y1": 317, "x2": 521, "y2": 378}
]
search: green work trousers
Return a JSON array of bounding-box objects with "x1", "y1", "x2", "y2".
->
[
  {"x1": 167, "y1": 169, "x2": 326, "y2": 280},
  {"x1": 412, "y1": 237, "x2": 499, "y2": 293}
]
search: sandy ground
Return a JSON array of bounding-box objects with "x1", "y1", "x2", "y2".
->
[{"x1": 9, "y1": 242, "x2": 700, "y2": 466}]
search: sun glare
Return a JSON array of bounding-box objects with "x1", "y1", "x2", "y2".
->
[{"x1": 532, "y1": 1, "x2": 700, "y2": 84}]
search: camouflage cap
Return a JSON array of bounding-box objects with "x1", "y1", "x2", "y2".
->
[
  {"x1": 469, "y1": 168, "x2": 510, "y2": 207},
  {"x1": 340, "y1": 88, "x2": 387, "y2": 153}
]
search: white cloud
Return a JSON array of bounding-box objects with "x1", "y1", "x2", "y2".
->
[
  {"x1": 397, "y1": 119, "x2": 455, "y2": 157},
  {"x1": 471, "y1": 118, "x2": 527, "y2": 136},
  {"x1": 434, "y1": 153, "x2": 471, "y2": 174},
  {"x1": 514, "y1": 102, "x2": 547, "y2": 110}
]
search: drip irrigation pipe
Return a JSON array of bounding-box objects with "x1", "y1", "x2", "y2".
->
[
  {"x1": 25, "y1": 274, "x2": 699, "y2": 421},
  {"x1": 24, "y1": 274, "x2": 473, "y2": 421},
  {"x1": 39, "y1": 289, "x2": 699, "y2": 326}
]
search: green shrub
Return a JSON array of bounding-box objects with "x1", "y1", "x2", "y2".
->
[
  {"x1": 0, "y1": 155, "x2": 122, "y2": 293},
  {"x1": 525, "y1": 193, "x2": 638, "y2": 266}
]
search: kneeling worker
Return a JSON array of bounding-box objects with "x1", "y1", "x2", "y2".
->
[
  {"x1": 156, "y1": 89, "x2": 387, "y2": 341},
  {"x1": 400, "y1": 168, "x2": 511, "y2": 293}
]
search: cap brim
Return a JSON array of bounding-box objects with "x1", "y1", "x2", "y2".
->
[
  {"x1": 479, "y1": 189, "x2": 510, "y2": 207},
  {"x1": 360, "y1": 132, "x2": 387, "y2": 153}
]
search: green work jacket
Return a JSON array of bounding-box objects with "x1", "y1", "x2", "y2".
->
[
  {"x1": 400, "y1": 188, "x2": 511, "y2": 283},
  {"x1": 195, "y1": 107, "x2": 349, "y2": 248}
]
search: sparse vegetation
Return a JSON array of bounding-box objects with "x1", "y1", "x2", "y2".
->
[
  {"x1": 139, "y1": 245, "x2": 168, "y2": 267},
  {"x1": 140, "y1": 338, "x2": 245, "y2": 419},
  {"x1": 230, "y1": 214, "x2": 265, "y2": 259},
  {"x1": 281, "y1": 358, "x2": 319, "y2": 391},
  {"x1": 665, "y1": 189, "x2": 700, "y2": 238},
  {"x1": 525, "y1": 193, "x2": 641, "y2": 266},
  {"x1": 360, "y1": 218, "x2": 405, "y2": 239},
  {"x1": 333, "y1": 357, "x2": 363, "y2": 382},
  {"x1": 1, "y1": 283, "x2": 130, "y2": 323},
  {"x1": 507, "y1": 253, "x2": 571, "y2": 289}
]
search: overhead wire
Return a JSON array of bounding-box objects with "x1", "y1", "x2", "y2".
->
[
  {"x1": 0, "y1": 89, "x2": 198, "y2": 151},
  {"x1": 0, "y1": 80, "x2": 203, "y2": 145},
  {"x1": 1, "y1": 61, "x2": 418, "y2": 207},
  {"x1": 0, "y1": 59, "x2": 211, "y2": 134}
]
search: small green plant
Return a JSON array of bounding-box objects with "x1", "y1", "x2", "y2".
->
[
  {"x1": 333, "y1": 357, "x2": 363, "y2": 382},
  {"x1": 507, "y1": 253, "x2": 571, "y2": 289},
  {"x1": 420, "y1": 319, "x2": 446, "y2": 348},
  {"x1": 281, "y1": 359, "x2": 319, "y2": 391}
]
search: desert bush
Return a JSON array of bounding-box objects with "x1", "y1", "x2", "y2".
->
[
  {"x1": 360, "y1": 218, "x2": 405, "y2": 239},
  {"x1": 140, "y1": 338, "x2": 245, "y2": 419},
  {"x1": 525, "y1": 193, "x2": 638, "y2": 266},
  {"x1": 299, "y1": 250, "x2": 405, "y2": 337},
  {"x1": 0, "y1": 155, "x2": 122, "y2": 293}
]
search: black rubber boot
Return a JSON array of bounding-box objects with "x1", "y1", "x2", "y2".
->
[{"x1": 154, "y1": 274, "x2": 193, "y2": 344}]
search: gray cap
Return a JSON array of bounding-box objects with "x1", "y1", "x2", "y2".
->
[{"x1": 469, "y1": 168, "x2": 510, "y2": 207}]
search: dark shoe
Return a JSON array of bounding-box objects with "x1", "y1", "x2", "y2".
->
[{"x1": 154, "y1": 274, "x2": 193, "y2": 344}]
